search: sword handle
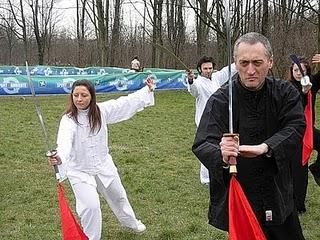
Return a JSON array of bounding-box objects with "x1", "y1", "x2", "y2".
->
[
  {"x1": 229, "y1": 157, "x2": 237, "y2": 175},
  {"x1": 223, "y1": 133, "x2": 239, "y2": 175},
  {"x1": 46, "y1": 150, "x2": 61, "y2": 181}
]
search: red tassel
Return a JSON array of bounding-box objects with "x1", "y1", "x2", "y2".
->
[
  {"x1": 302, "y1": 91, "x2": 313, "y2": 166},
  {"x1": 229, "y1": 176, "x2": 266, "y2": 240},
  {"x1": 58, "y1": 183, "x2": 88, "y2": 240}
]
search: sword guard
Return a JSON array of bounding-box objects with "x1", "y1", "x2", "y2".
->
[
  {"x1": 45, "y1": 149, "x2": 61, "y2": 180},
  {"x1": 46, "y1": 149, "x2": 57, "y2": 157}
]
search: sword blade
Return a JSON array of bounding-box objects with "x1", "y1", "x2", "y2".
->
[
  {"x1": 225, "y1": 0, "x2": 233, "y2": 133},
  {"x1": 26, "y1": 62, "x2": 60, "y2": 180},
  {"x1": 26, "y1": 62, "x2": 50, "y2": 149}
]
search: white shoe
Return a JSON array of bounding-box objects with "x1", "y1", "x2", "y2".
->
[
  {"x1": 131, "y1": 220, "x2": 146, "y2": 233},
  {"x1": 200, "y1": 178, "x2": 210, "y2": 185}
]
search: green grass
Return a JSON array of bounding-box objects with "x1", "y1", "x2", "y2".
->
[{"x1": 0, "y1": 90, "x2": 319, "y2": 239}]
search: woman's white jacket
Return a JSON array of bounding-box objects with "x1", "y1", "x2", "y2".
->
[{"x1": 56, "y1": 86, "x2": 154, "y2": 186}]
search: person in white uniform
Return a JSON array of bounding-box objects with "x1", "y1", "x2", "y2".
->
[
  {"x1": 48, "y1": 78, "x2": 155, "y2": 240},
  {"x1": 187, "y1": 56, "x2": 237, "y2": 185}
]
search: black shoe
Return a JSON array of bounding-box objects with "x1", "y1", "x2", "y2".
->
[{"x1": 309, "y1": 163, "x2": 320, "y2": 186}]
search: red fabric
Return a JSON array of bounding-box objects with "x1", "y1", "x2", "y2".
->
[
  {"x1": 58, "y1": 183, "x2": 88, "y2": 240},
  {"x1": 229, "y1": 176, "x2": 266, "y2": 240},
  {"x1": 302, "y1": 91, "x2": 313, "y2": 166}
]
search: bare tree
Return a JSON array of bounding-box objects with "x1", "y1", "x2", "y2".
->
[
  {"x1": 302, "y1": 0, "x2": 320, "y2": 51},
  {"x1": 149, "y1": 0, "x2": 164, "y2": 67},
  {"x1": 94, "y1": 0, "x2": 109, "y2": 66},
  {"x1": 2, "y1": 0, "x2": 29, "y2": 61},
  {"x1": 187, "y1": 0, "x2": 242, "y2": 66},
  {"x1": 261, "y1": 0, "x2": 269, "y2": 36},
  {"x1": 110, "y1": 0, "x2": 121, "y2": 66},
  {"x1": 0, "y1": 15, "x2": 16, "y2": 64},
  {"x1": 0, "y1": 0, "x2": 319, "y2": 72},
  {"x1": 28, "y1": 0, "x2": 56, "y2": 65},
  {"x1": 76, "y1": 0, "x2": 87, "y2": 67},
  {"x1": 165, "y1": 0, "x2": 185, "y2": 68},
  {"x1": 187, "y1": 0, "x2": 212, "y2": 58}
]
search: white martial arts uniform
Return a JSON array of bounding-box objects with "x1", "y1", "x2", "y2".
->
[
  {"x1": 188, "y1": 64, "x2": 237, "y2": 184},
  {"x1": 56, "y1": 86, "x2": 154, "y2": 240}
]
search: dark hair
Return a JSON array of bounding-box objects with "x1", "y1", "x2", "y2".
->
[
  {"x1": 289, "y1": 56, "x2": 311, "y2": 82},
  {"x1": 196, "y1": 56, "x2": 215, "y2": 74},
  {"x1": 66, "y1": 79, "x2": 101, "y2": 133},
  {"x1": 133, "y1": 55, "x2": 139, "y2": 60}
]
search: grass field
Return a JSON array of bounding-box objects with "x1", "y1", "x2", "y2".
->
[{"x1": 1, "y1": 90, "x2": 320, "y2": 239}]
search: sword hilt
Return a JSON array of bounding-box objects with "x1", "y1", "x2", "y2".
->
[
  {"x1": 223, "y1": 133, "x2": 239, "y2": 175},
  {"x1": 46, "y1": 149, "x2": 61, "y2": 181}
]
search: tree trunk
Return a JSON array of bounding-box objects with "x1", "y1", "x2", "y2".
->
[
  {"x1": 196, "y1": 0, "x2": 209, "y2": 58},
  {"x1": 262, "y1": 0, "x2": 269, "y2": 36},
  {"x1": 29, "y1": 0, "x2": 55, "y2": 65},
  {"x1": 96, "y1": 0, "x2": 108, "y2": 66},
  {"x1": 110, "y1": 0, "x2": 121, "y2": 66},
  {"x1": 76, "y1": 0, "x2": 87, "y2": 67},
  {"x1": 151, "y1": 0, "x2": 163, "y2": 67}
]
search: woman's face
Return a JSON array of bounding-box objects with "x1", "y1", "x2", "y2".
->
[
  {"x1": 292, "y1": 63, "x2": 307, "y2": 81},
  {"x1": 72, "y1": 86, "x2": 92, "y2": 110}
]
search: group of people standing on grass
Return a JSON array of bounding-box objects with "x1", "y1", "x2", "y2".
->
[
  {"x1": 47, "y1": 32, "x2": 320, "y2": 240},
  {"x1": 188, "y1": 33, "x2": 320, "y2": 240}
]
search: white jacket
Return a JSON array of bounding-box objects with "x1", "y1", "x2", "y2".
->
[
  {"x1": 56, "y1": 86, "x2": 154, "y2": 185},
  {"x1": 188, "y1": 64, "x2": 237, "y2": 126}
]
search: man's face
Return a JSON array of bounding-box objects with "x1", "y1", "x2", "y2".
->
[
  {"x1": 235, "y1": 42, "x2": 273, "y2": 90},
  {"x1": 200, "y1": 62, "x2": 213, "y2": 79}
]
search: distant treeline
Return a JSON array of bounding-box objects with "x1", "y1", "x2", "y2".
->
[{"x1": 0, "y1": 0, "x2": 319, "y2": 78}]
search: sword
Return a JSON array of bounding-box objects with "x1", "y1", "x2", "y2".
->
[
  {"x1": 26, "y1": 61, "x2": 60, "y2": 180},
  {"x1": 223, "y1": 0, "x2": 238, "y2": 174},
  {"x1": 225, "y1": 0, "x2": 233, "y2": 134}
]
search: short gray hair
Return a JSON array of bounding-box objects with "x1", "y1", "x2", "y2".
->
[{"x1": 233, "y1": 32, "x2": 273, "y2": 59}]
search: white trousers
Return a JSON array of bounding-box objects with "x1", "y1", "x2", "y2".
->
[
  {"x1": 71, "y1": 175, "x2": 140, "y2": 240},
  {"x1": 200, "y1": 163, "x2": 209, "y2": 184}
]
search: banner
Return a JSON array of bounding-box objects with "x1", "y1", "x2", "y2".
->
[{"x1": 0, "y1": 66, "x2": 189, "y2": 95}]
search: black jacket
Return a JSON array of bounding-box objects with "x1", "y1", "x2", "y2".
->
[{"x1": 192, "y1": 76, "x2": 306, "y2": 231}]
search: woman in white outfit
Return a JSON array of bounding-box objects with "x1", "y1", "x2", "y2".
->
[
  {"x1": 48, "y1": 78, "x2": 155, "y2": 240},
  {"x1": 187, "y1": 56, "x2": 237, "y2": 185}
]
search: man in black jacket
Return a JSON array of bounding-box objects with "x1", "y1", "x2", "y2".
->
[{"x1": 192, "y1": 32, "x2": 305, "y2": 239}]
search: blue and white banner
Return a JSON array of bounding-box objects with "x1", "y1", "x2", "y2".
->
[{"x1": 0, "y1": 66, "x2": 189, "y2": 95}]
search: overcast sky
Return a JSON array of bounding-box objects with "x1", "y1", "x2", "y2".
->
[
  {"x1": 54, "y1": 0, "x2": 148, "y2": 29},
  {"x1": 54, "y1": 0, "x2": 194, "y2": 33}
]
